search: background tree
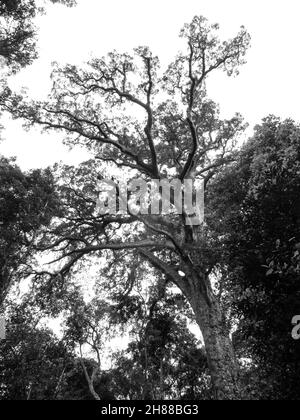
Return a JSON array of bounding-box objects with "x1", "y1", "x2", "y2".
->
[
  {"x1": 0, "y1": 157, "x2": 59, "y2": 308},
  {"x1": 64, "y1": 294, "x2": 112, "y2": 401},
  {"x1": 0, "y1": 294, "x2": 117, "y2": 400},
  {"x1": 208, "y1": 116, "x2": 300, "y2": 399},
  {"x1": 61, "y1": 272, "x2": 211, "y2": 401},
  {"x1": 2, "y1": 16, "x2": 251, "y2": 399},
  {"x1": 0, "y1": 0, "x2": 76, "y2": 135},
  {"x1": 0, "y1": 300, "x2": 72, "y2": 400},
  {"x1": 59, "y1": 358, "x2": 115, "y2": 401},
  {"x1": 0, "y1": 0, "x2": 76, "y2": 72},
  {"x1": 110, "y1": 296, "x2": 210, "y2": 400}
]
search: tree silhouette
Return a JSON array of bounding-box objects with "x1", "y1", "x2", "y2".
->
[{"x1": 2, "y1": 16, "x2": 250, "y2": 399}]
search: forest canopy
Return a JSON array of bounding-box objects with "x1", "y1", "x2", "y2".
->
[{"x1": 0, "y1": 3, "x2": 300, "y2": 401}]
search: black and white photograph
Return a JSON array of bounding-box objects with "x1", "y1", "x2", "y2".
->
[{"x1": 0, "y1": 0, "x2": 300, "y2": 403}]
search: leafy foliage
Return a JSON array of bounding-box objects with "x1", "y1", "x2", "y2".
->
[
  {"x1": 209, "y1": 116, "x2": 300, "y2": 399},
  {"x1": 0, "y1": 157, "x2": 59, "y2": 306},
  {"x1": 0, "y1": 0, "x2": 75, "y2": 72},
  {"x1": 0, "y1": 302, "x2": 72, "y2": 400},
  {"x1": 111, "y1": 310, "x2": 210, "y2": 400}
]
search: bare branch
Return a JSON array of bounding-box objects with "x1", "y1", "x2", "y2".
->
[{"x1": 79, "y1": 347, "x2": 101, "y2": 401}]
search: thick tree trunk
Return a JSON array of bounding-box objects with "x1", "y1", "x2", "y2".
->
[
  {"x1": 139, "y1": 249, "x2": 240, "y2": 399},
  {"x1": 182, "y1": 273, "x2": 240, "y2": 400}
]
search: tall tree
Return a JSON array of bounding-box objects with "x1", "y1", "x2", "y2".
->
[{"x1": 3, "y1": 16, "x2": 251, "y2": 399}]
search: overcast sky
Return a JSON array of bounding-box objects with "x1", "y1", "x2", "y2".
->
[{"x1": 1, "y1": 0, "x2": 300, "y2": 169}]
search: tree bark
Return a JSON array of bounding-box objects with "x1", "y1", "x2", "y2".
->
[
  {"x1": 180, "y1": 272, "x2": 241, "y2": 400},
  {"x1": 139, "y1": 249, "x2": 240, "y2": 399}
]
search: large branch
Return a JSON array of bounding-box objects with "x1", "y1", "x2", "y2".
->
[
  {"x1": 143, "y1": 56, "x2": 159, "y2": 177},
  {"x1": 70, "y1": 66, "x2": 160, "y2": 177},
  {"x1": 180, "y1": 117, "x2": 198, "y2": 180},
  {"x1": 136, "y1": 215, "x2": 183, "y2": 255},
  {"x1": 35, "y1": 115, "x2": 154, "y2": 177},
  {"x1": 179, "y1": 39, "x2": 242, "y2": 181},
  {"x1": 49, "y1": 240, "x2": 176, "y2": 265},
  {"x1": 139, "y1": 249, "x2": 190, "y2": 296},
  {"x1": 180, "y1": 42, "x2": 199, "y2": 180},
  {"x1": 43, "y1": 107, "x2": 150, "y2": 167}
]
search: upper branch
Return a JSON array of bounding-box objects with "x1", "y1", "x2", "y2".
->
[
  {"x1": 143, "y1": 56, "x2": 159, "y2": 177},
  {"x1": 180, "y1": 42, "x2": 199, "y2": 180}
]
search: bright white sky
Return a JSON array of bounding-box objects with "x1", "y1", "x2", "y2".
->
[{"x1": 1, "y1": 0, "x2": 300, "y2": 169}]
